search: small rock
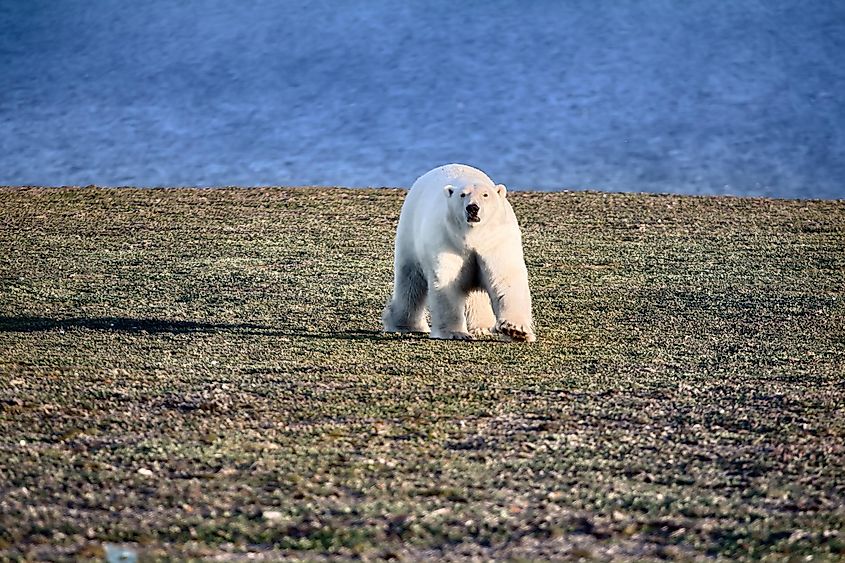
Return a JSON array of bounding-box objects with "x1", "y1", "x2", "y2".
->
[
  {"x1": 612, "y1": 510, "x2": 626, "y2": 521},
  {"x1": 262, "y1": 510, "x2": 284, "y2": 521},
  {"x1": 137, "y1": 468, "x2": 154, "y2": 477}
]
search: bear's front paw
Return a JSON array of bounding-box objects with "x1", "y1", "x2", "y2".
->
[
  {"x1": 430, "y1": 330, "x2": 474, "y2": 341},
  {"x1": 495, "y1": 320, "x2": 536, "y2": 343}
]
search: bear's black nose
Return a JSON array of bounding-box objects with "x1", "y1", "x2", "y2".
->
[{"x1": 466, "y1": 203, "x2": 479, "y2": 215}]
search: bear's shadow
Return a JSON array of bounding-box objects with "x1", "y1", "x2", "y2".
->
[{"x1": 0, "y1": 316, "x2": 398, "y2": 342}]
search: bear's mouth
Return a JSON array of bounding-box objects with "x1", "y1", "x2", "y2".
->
[{"x1": 466, "y1": 214, "x2": 481, "y2": 223}]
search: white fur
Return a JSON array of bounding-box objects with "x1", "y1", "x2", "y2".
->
[{"x1": 382, "y1": 164, "x2": 535, "y2": 342}]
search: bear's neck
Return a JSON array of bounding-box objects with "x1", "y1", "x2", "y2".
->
[{"x1": 444, "y1": 217, "x2": 506, "y2": 254}]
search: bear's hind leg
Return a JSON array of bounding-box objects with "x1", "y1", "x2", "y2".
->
[
  {"x1": 428, "y1": 286, "x2": 472, "y2": 340},
  {"x1": 383, "y1": 261, "x2": 429, "y2": 333},
  {"x1": 465, "y1": 290, "x2": 496, "y2": 337}
]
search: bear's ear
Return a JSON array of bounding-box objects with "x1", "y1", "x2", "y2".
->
[
  {"x1": 496, "y1": 184, "x2": 507, "y2": 198},
  {"x1": 443, "y1": 184, "x2": 454, "y2": 198}
]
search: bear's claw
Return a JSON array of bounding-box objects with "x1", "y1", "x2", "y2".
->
[{"x1": 495, "y1": 321, "x2": 536, "y2": 343}]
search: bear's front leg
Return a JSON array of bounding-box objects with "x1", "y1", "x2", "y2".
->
[
  {"x1": 480, "y1": 253, "x2": 536, "y2": 343},
  {"x1": 493, "y1": 283, "x2": 536, "y2": 343}
]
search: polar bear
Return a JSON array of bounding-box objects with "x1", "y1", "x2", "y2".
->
[{"x1": 382, "y1": 164, "x2": 535, "y2": 342}]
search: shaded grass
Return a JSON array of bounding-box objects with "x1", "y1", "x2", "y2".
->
[{"x1": 1, "y1": 187, "x2": 844, "y2": 560}]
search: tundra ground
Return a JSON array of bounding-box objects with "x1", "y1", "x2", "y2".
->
[{"x1": 1, "y1": 187, "x2": 843, "y2": 560}]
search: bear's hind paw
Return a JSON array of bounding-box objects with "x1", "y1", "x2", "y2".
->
[
  {"x1": 469, "y1": 327, "x2": 495, "y2": 338},
  {"x1": 385, "y1": 324, "x2": 429, "y2": 334},
  {"x1": 431, "y1": 330, "x2": 474, "y2": 341},
  {"x1": 495, "y1": 320, "x2": 536, "y2": 343}
]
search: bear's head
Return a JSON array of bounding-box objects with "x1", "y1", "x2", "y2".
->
[{"x1": 444, "y1": 182, "x2": 507, "y2": 227}]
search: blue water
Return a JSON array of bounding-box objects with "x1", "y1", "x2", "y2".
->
[{"x1": 2, "y1": 1, "x2": 844, "y2": 198}]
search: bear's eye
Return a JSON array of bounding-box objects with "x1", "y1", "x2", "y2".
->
[
  {"x1": 483, "y1": 193, "x2": 489, "y2": 197},
  {"x1": 460, "y1": 193, "x2": 466, "y2": 198}
]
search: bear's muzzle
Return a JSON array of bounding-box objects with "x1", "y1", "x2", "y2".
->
[{"x1": 465, "y1": 203, "x2": 480, "y2": 223}]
